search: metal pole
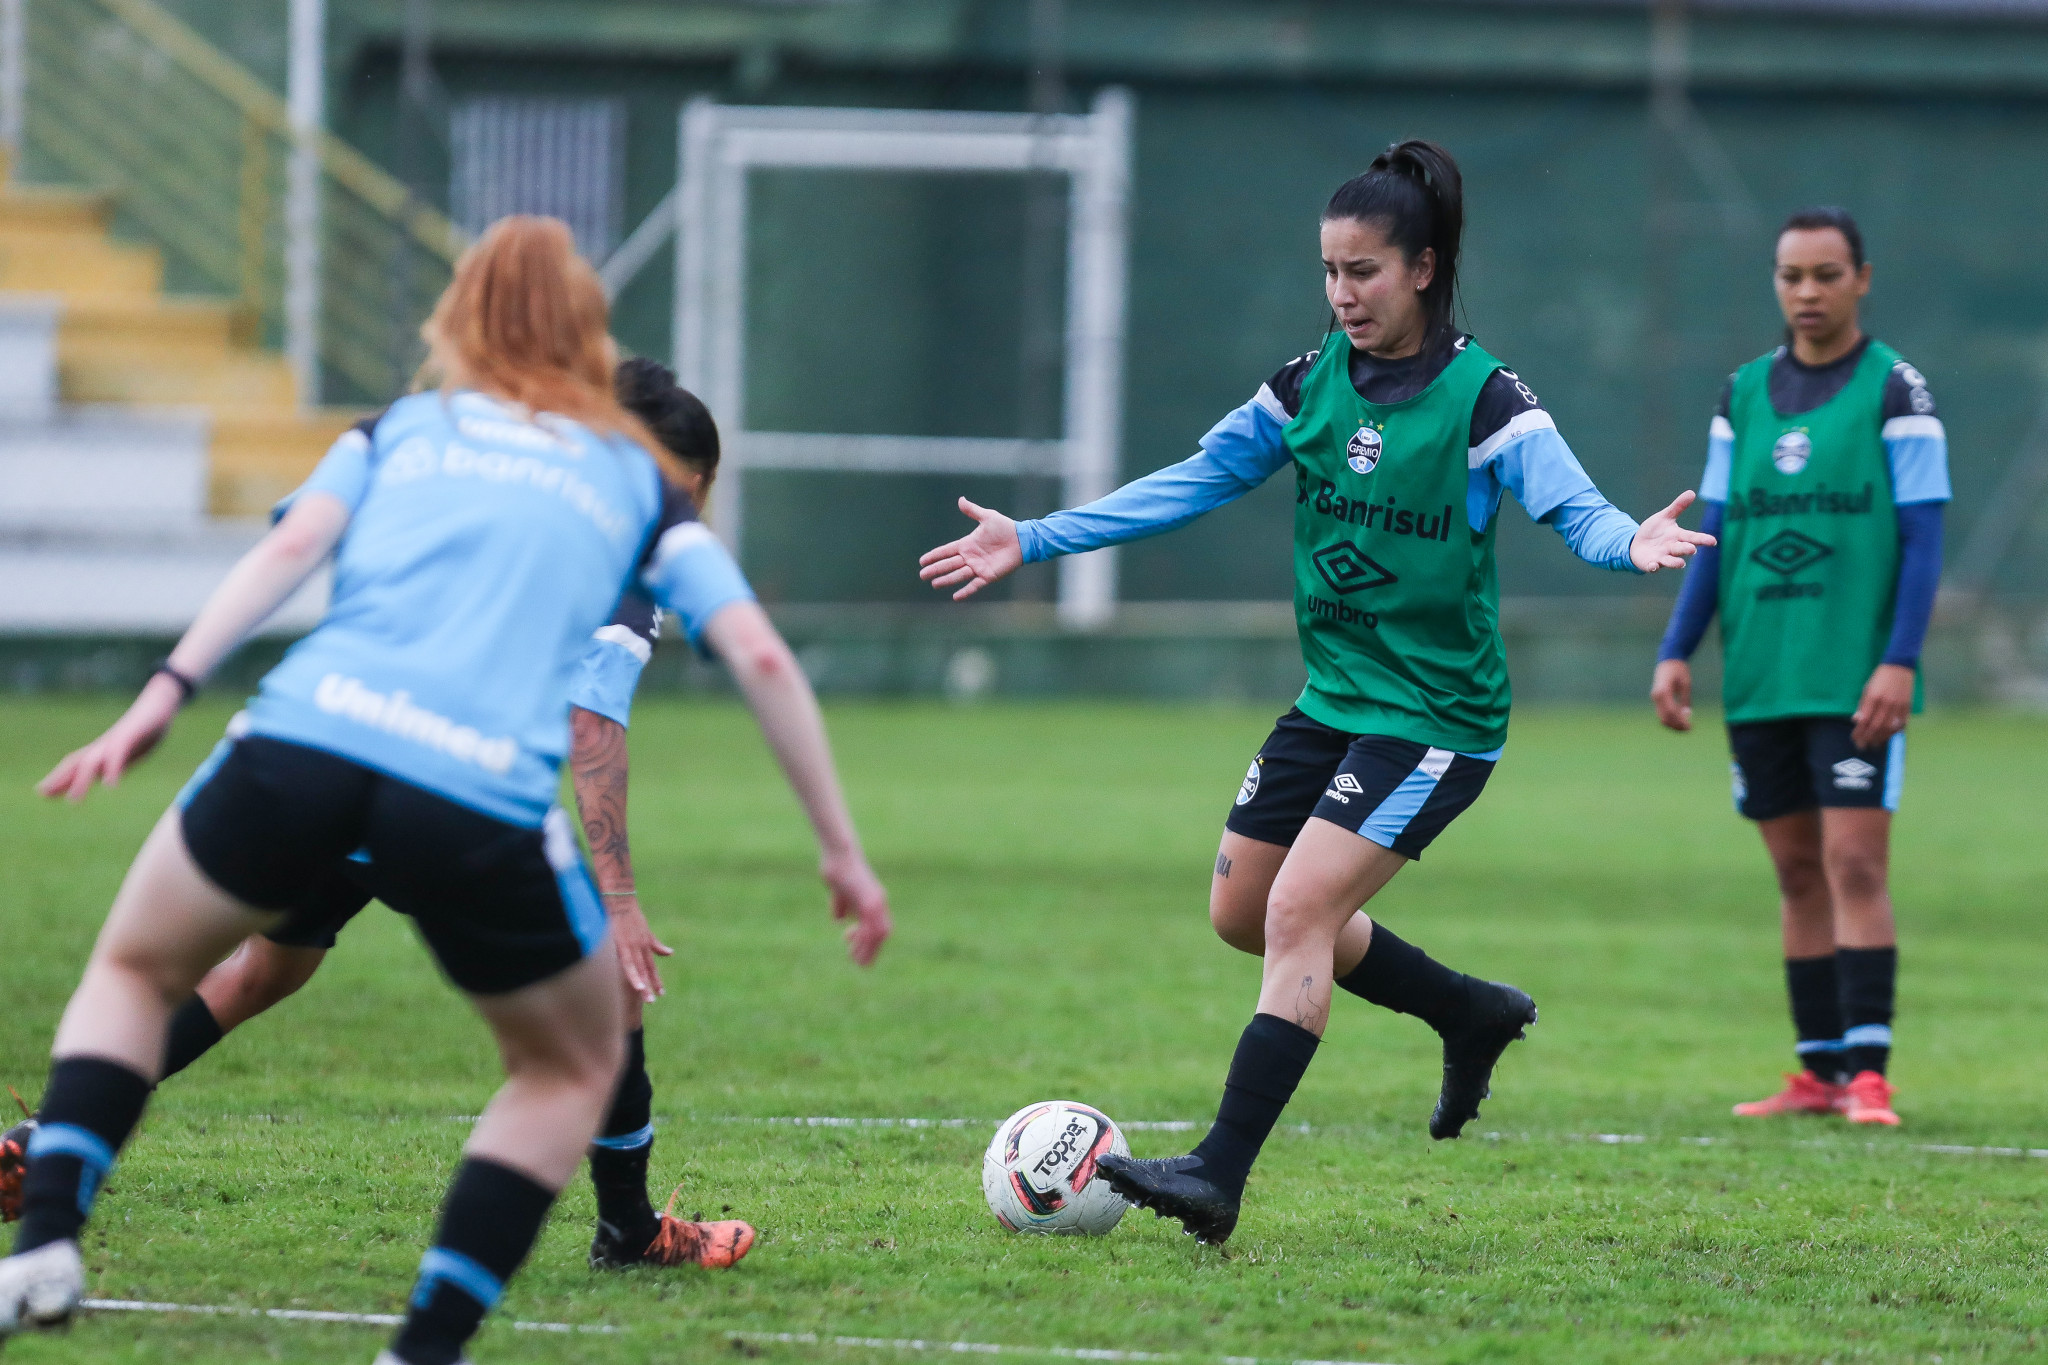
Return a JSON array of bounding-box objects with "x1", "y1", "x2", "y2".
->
[
  {"x1": 1056, "y1": 87, "x2": 1132, "y2": 630},
  {"x1": 286, "y1": 0, "x2": 326, "y2": 407},
  {"x1": 1016, "y1": 0, "x2": 1068, "y2": 540},
  {"x1": 0, "y1": 0, "x2": 23, "y2": 174}
]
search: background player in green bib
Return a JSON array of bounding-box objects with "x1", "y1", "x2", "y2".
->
[
  {"x1": 921, "y1": 141, "x2": 1711, "y2": 1242},
  {"x1": 1653, "y1": 207, "x2": 1949, "y2": 1128}
]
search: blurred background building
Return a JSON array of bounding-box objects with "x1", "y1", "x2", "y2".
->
[{"x1": 5, "y1": 0, "x2": 2048, "y2": 703}]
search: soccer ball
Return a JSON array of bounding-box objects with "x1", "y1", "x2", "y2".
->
[{"x1": 981, "y1": 1100, "x2": 1130, "y2": 1235}]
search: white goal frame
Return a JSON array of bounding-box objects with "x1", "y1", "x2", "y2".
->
[{"x1": 671, "y1": 92, "x2": 1134, "y2": 627}]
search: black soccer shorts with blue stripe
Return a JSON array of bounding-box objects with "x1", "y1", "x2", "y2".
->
[{"x1": 1224, "y1": 707, "x2": 1498, "y2": 859}]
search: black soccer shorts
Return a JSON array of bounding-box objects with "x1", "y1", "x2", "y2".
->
[
  {"x1": 1727, "y1": 716, "x2": 1904, "y2": 822},
  {"x1": 1224, "y1": 707, "x2": 1498, "y2": 859},
  {"x1": 261, "y1": 857, "x2": 376, "y2": 950},
  {"x1": 178, "y1": 735, "x2": 607, "y2": 995}
]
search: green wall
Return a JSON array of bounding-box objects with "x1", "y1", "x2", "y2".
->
[{"x1": 157, "y1": 1, "x2": 2048, "y2": 608}]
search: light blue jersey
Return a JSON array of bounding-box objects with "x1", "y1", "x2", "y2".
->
[{"x1": 246, "y1": 390, "x2": 753, "y2": 825}]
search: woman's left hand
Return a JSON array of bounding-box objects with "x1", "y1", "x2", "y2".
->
[
  {"x1": 1852, "y1": 663, "x2": 1915, "y2": 751},
  {"x1": 1631, "y1": 490, "x2": 1719, "y2": 573},
  {"x1": 37, "y1": 673, "x2": 185, "y2": 801}
]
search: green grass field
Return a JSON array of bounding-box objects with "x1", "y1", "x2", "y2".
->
[{"x1": 3, "y1": 696, "x2": 2046, "y2": 1364}]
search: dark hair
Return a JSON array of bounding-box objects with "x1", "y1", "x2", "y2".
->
[
  {"x1": 1322, "y1": 140, "x2": 1465, "y2": 342},
  {"x1": 614, "y1": 356, "x2": 720, "y2": 488},
  {"x1": 1779, "y1": 206, "x2": 1864, "y2": 268}
]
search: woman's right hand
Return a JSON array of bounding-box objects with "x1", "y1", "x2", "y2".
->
[
  {"x1": 38, "y1": 673, "x2": 187, "y2": 801},
  {"x1": 822, "y1": 850, "x2": 892, "y2": 967},
  {"x1": 1650, "y1": 658, "x2": 1693, "y2": 733},
  {"x1": 918, "y1": 498, "x2": 1023, "y2": 601}
]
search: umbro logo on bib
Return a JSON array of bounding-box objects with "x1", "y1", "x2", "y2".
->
[{"x1": 1347, "y1": 427, "x2": 1382, "y2": 475}]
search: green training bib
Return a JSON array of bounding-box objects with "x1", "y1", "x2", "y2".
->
[
  {"x1": 1285, "y1": 335, "x2": 1509, "y2": 753},
  {"x1": 1718, "y1": 340, "x2": 1910, "y2": 723}
]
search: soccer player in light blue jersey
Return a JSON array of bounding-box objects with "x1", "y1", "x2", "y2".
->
[
  {"x1": 0, "y1": 360, "x2": 887, "y2": 1276},
  {"x1": 0, "y1": 219, "x2": 889, "y2": 1365}
]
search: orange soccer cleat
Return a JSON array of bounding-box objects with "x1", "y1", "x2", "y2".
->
[
  {"x1": 0, "y1": 1119, "x2": 35, "y2": 1223},
  {"x1": 592, "y1": 1186, "x2": 756, "y2": 1270},
  {"x1": 1840, "y1": 1071, "x2": 1900, "y2": 1126},
  {"x1": 1732, "y1": 1070, "x2": 1844, "y2": 1117}
]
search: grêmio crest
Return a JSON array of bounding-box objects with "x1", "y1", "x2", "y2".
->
[{"x1": 1347, "y1": 426, "x2": 1382, "y2": 474}]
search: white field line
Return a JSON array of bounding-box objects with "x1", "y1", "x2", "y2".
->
[
  {"x1": 80, "y1": 1298, "x2": 619, "y2": 1335},
  {"x1": 731, "y1": 1329, "x2": 1401, "y2": 1365},
  {"x1": 241, "y1": 1112, "x2": 2048, "y2": 1158}
]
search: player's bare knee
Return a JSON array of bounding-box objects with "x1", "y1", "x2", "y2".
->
[
  {"x1": 1770, "y1": 849, "x2": 1827, "y2": 902},
  {"x1": 1208, "y1": 891, "x2": 1265, "y2": 955},
  {"x1": 1823, "y1": 848, "x2": 1888, "y2": 905},
  {"x1": 1260, "y1": 887, "x2": 1328, "y2": 960}
]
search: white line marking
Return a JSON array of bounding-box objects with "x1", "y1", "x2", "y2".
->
[
  {"x1": 225, "y1": 1113, "x2": 2048, "y2": 1158},
  {"x1": 82, "y1": 1298, "x2": 618, "y2": 1335},
  {"x1": 730, "y1": 1330, "x2": 1402, "y2": 1365}
]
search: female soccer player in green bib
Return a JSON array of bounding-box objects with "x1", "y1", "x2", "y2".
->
[
  {"x1": 1652, "y1": 208, "x2": 1949, "y2": 1128},
  {"x1": 920, "y1": 141, "x2": 1711, "y2": 1243}
]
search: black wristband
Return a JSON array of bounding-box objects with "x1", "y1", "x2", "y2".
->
[{"x1": 150, "y1": 659, "x2": 199, "y2": 706}]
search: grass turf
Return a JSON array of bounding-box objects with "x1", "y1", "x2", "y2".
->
[{"x1": 1, "y1": 697, "x2": 2045, "y2": 1364}]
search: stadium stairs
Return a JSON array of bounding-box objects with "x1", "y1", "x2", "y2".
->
[{"x1": 0, "y1": 156, "x2": 341, "y2": 635}]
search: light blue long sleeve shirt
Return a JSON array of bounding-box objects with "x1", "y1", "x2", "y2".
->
[{"x1": 1017, "y1": 386, "x2": 1641, "y2": 571}]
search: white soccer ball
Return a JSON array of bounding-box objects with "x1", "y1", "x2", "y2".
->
[{"x1": 981, "y1": 1100, "x2": 1130, "y2": 1236}]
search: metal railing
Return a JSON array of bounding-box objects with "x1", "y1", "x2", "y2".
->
[{"x1": 15, "y1": 0, "x2": 466, "y2": 402}]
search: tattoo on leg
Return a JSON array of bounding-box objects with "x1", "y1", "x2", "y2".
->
[
  {"x1": 1293, "y1": 974, "x2": 1326, "y2": 1032},
  {"x1": 1215, "y1": 852, "x2": 1233, "y2": 879}
]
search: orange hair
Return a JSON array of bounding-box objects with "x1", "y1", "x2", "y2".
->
[{"x1": 418, "y1": 215, "x2": 686, "y2": 488}]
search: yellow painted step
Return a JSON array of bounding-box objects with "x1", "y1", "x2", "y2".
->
[
  {"x1": 61, "y1": 295, "x2": 238, "y2": 350},
  {"x1": 208, "y1": 406, "x2": 364, "y2": 517},
  {"x1": 60, "y1": 351, "x2": 296, "y2": 407},
  {"x1": 0, "y1": 236, "x2": 162, "y2": 297},
  {"x1": 0, "y1": 186, "x2": 115, "y2": 237}
]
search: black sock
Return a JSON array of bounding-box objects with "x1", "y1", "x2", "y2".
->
[
  {"x1": 391, "y1": 1158, "x2": 556, "y2": 1365},
  {"x1": 1837, "y1": 946, "x2": 1897, "y2": 1077},
  {"x1": 16, "y1": 1057, "x2": 151, "y2": 1254},
  {"x1": 1188, "y1": 1014, "x2": 1321, "y2": 1198},
  {"x1": 1334, "y1": 923, "x2": 1473, "y2": 1034},
  {"x1": 1785, "y1": 955, "x2": 1846, "y2": 1083},
  {"x1": 159, "y1": 996, "x2": 225, "y2": 1081},
  {"x1": 589, "y1": 1028, "x2": 656, "y2": 1247}
]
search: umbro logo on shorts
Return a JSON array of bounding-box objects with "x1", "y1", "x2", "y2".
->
[
  {"x1": 1831, "y1": 757, "x2": 1877, "y2": 790},
  {"x1": 1323, "y1": 772, "x2": 1365, "y2": 804}
]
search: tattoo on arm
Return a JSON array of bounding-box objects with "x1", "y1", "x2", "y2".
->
[
  {"x1": 1215, "y1": 852, "x2": 1233, "y2": 879},
  {"x1": 569, "y1": 708, "x2": 634, "y2": 893}
]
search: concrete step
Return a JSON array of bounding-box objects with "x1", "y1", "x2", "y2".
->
[
  {"x1": 209, "y1": 406, "x2": 367, "y2": 516},
  {"x1": 0, "y1": 406, "x2": 210, "y2": 533},
  {"x1": 0, "y1": 524, "x2": 330, "y2": 634},
  {"x1": 0, "y1": 235, "x2": 162, "y2": 297}
]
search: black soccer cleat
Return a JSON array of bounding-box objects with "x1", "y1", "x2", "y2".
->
[
  {"x1": 1096, "y1": 1153, "x2": 1240, "y2": 1245},
  {"x1": 1429, "y1": 979, "x2": 1538, "y2": 1140}
]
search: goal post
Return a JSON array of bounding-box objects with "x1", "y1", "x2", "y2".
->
[{"x1": 671, "y1": 91, "x2": 1134, "y2": 628}]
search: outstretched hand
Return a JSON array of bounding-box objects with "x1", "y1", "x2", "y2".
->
[
  {"x1": 37, "y1": 674, "x2": 185, "y2": 802},
  {"x1": 823, "y1": 851, "x2": 892, "y2": 967},
  {"x1": 1631, "y1": 490, "x2": 1717, "y2": 573},
  {"x1": 918, "y1": 498, "x2": 1023, "y2": 601}
]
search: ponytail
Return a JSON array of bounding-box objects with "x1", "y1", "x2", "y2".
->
[{"x1": 1323, "y1": 140, "x2": 1465, "y2": 343}]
